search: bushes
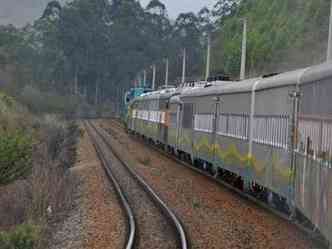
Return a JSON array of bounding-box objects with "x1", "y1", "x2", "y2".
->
[
  {"x1": 0, "y1": 224, "x2": 40, "y2": 249},
  {"x1": 0, "y1": 131, "x2": 32, "y2": 185},
  {"x1": 28, "y1": 118, "x2": 79, "y2": 221},
  {"x1": 19, "y1": 85, "x2": 80, "y2": 115},
  {"x1": 0, "y1": 115, "x2": 80, "y2": 248}
]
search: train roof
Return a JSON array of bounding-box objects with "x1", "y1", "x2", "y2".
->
[
  {"x1": 134, "y1": 87, "x2": 177, "y2": 101},
  {"x1": 131, "y1": 62, "x2": 332, "y2": 103},
  {"x1": 180, "y1": 62, "x2": 332, "y2": 98}
]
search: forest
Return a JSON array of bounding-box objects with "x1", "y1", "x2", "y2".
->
[
  {"x1": 0, "y1": 0, "x2": 331, "y2": 111},
  {"x1": 0, "y1": 0, "x2": 331, "y2": 247}
]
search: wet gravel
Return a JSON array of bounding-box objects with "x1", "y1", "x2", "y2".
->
[
  {"x1": 97, "y1": 119, "x2": 324, "y2": 249},
  {"x1": 87, "y1": 123, "x2": 180, "y2": 249}
]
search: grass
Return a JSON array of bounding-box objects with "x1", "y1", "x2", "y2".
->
[{"x1": 0, "y1": 224, "x2": 40, "y2": 249}]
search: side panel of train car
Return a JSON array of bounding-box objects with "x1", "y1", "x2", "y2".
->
[
  {"x1": 129, "y1": 92, "x2": 172, "y2": 146},
  {"x1": 124, "y1": 87, "x2": 151, "y2": 122},
  {"x1": 179, "y1": 78, "x2": 295, "y2": 199},
  {"x1": 127, "y1": 63, "x2": 332, "y2": 245},
  {"x1": 176, "y1": 65, "x2": 332, "y2": 244},
  {"x1": 167, "y1": 97, "x2": 179, "y2": 150},
  {"x1": 293, "y1": 64, "x2": 332, "y2": 242}
]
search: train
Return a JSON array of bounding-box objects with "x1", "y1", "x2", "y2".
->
[
  {"x1": 123, "y1": 87, "x2": 152, "y2": 121},
  {"x1": 125, "y1": 62, "x2": 332, "y2": 245}
]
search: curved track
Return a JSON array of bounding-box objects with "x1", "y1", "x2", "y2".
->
[
  {"x1": 105, "y1": 118, "x2": 327, "y2": 246},
  {"x1": 85, "y1": 122, "x2": 135, "y2": 249},
  {"x1": 85, "y1": 121, "x2": 189, "y2": 249}
]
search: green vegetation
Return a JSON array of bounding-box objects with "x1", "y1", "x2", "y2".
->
[
  {"x1": 1, "y1": 0, "x2": 329, "y2": 108},
  {"x1": 0, "y1": 91, "x2": 33, "y2": 185},
  {"x1": 0, "y1": 224, "x2": 40, "y2": 249},
  {"x1": 0, "y1": 0, "x2": 207, "y2": 109},
  {"x1": 0, "y1": 90, "x2": 79, "y2": 248},
  {"x1": 212, "y1": 0, "x2": 330, "y2": 77},
  {"x1": 0, "y1": 131, "x2": 32, "y2": 185},
  {"x1": 19, "y1": 86, "x2": 80, "y2": 114},
  {"x1": 0, "y1": 0, "x2": 330, "y2": 247}
]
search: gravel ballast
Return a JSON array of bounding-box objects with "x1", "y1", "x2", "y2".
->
[
  {"x1": 49, "y1": 124, "x2": 126, "y2": 249},
  {"x1": 98, "y1": 119, "x2": 324, "y2": 249},
  {"x1": 88, "y1": 123, "x2": 181, "y2": 249}
]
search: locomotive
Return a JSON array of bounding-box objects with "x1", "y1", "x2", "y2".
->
[
  {"x1": 123, "y1": 87, "x2": 152, "y2": 121},
  {"x1": 125, "y1": 62, "x2": 332, "y2": 245}
]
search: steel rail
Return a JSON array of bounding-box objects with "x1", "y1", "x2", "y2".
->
[
  {"x1": 107, "y1": 119, "x2": 328, "y2": 247},
  {"x1": 88, "y1": 121, "x2": 189, "y2": 249},
  {"x1": 84, "y1": 122, "x2": 136, "y2": 249}
]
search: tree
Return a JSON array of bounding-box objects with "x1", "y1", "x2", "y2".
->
[
  {"x1": 198, "y1": 7, "x2": 215, "y2": 35},
  {"x1": 146, "y1": 0, "x2": 167, "y2": 17},
  {"x1": 212, "y1": 0, "x2": 239, "y2": 25},
  {"x1": 172, "y1": 13, "x2": 204, "y2": 80},
  {"x1": 212, "y1": 0, "x2": 331, "y2": 78}
]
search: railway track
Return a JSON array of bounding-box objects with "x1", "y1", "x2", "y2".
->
[
  {"x1": 104, "y1": 118, "x2": 327, "y2": 247},
  {"x1": 84, "y1": 121, "x2": 189, "y2": 249}
]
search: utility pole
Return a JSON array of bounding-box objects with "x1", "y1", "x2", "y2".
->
[
  {"x1": 74, "y1": 65, "x2": 78, "y2": 95},
  {"x1": 327, "y1": 0, "x2": 332, "y2": 61},
  {"x1": 143, "y1": 70, "x2": 147, "y2": 87},
  {"x1": 329, "y1": 7, "x2": 332, "y2": 244},
  {"x1": 137, "y1": 74, "x2": 142, "y2": 88},
  {"x1": 165, "y1": 58, "x2": 169, "y2": 87},
  {"x1": 152, "y1": 64, "x2": 156, "y2": 90},
  {"x1": 240, "y1": 18, "x2": 247, "y2": 80},
  {"x1": 182, "y1": 48, "x2": 186, "y2": 84},
  {"x1": 95, "y1": 80, "x2": 99, "y2": 106},
  {"x1": 205, "y1": 34, "x2": 211, "y2": 81}
]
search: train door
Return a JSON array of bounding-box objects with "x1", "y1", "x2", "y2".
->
[{"x1": 179, "y1": 102, "x2": 194, "y2": 156}]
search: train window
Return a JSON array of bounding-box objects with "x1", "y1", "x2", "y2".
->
[
  {"x1": 252, "y1": 115, "x2": 289, "y2": 149},
  {"x1": 182, "y1": 103, "x2": 193, "y2": 129},
  {"x1": 170, "y1": 113, "x2": 177, "y2": 128},
  {"x1": 217, "y1": 113, "x2": 249, "y2": 140},
  {"x1": 136, "y1": 110, "x2": 149, "y2": 120},
  {"x1": 297, "y1": 115, "x2": 332, "y2": 160},
  {"x1": 154, "y1": 100, "x2": 159, "y2": 110},
  {"x1": 194, "y1": 114, "x2": 214, "y2": 133}
]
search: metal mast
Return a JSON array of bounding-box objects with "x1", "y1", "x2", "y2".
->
[
  {"x1": 143, "y1": 70, "x2": 147, "y2": 87},
  {"x1": 327, "y1": 0, "x2": 332, "y2": 61},
  {"x1": 181, "y1": 48, "x2": 186, "y2": 84},
  {"x1": 240, "y1": 18, "x2": 247, "y2": 80},
  {"x1": 152, "y1": 64, "x2": 156, "y2": 90},
  {"x1": 205, "y1": 34, "x2": 211, "y2": 81},
  {"x1": 165, "y1": 58, "x2": 169, "y2": 87}
]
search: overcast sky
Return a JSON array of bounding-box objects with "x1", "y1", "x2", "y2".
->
[
  {"x1": 0, "y1": 0, "x2": 217, "y2": 27},
  {"x1": 140, "y1": 0, "x2": 217, "y2": 18}
]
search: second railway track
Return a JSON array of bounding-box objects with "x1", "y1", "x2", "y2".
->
[{"x1": 84, "y1": 121, "x2": 188, "y2": 249}]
